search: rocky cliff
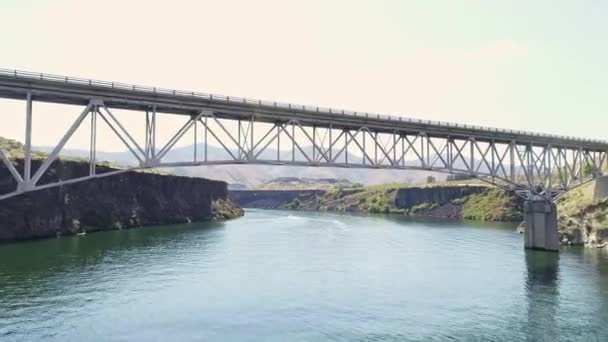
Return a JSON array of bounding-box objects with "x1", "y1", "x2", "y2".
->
[
  {"x1": 0, "y1": 160, "x2": 243, "y2": 242},
  {"x1": 230, "y1": 189, "x2": 327, "y2": 209},
  {"x1": 230, "y1": 184, "x2": 523, "y2": 221},
  {"x1": 555, "y1": 182, "x2": 608, "y2": 247}
]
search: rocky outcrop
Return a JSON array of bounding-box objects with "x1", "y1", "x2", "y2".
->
[
  {"x1": 230, "y1": 185, "x2": 521, "y2": 222},
  {"x1": 230, "y1": 190, "x2": 327, "y2": 209},
  {"x1": 0, "y1": 160, "x2": 243, "y2": 242},
  {"x1": 394, "y1": 185, "x2": 487, "y2": 209},
  {"x1": 557, "y1": 200, "x2": 608, "y2": 247}
]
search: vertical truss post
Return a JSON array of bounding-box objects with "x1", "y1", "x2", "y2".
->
[
  {"x1": 420, "y1": 133, "x2": 425, "y2": 168},
  {"x1": 491, "y1": 140, "x2": 496, "y2": 183},
  {"x1": 374, "y1": 132, "x2": 378, "y2": 165},
  {"x1": 237, "y1": 120, "x2": 242, "y2": 160},
  {"x1": 400, "y1": 134, "x2": 405, "y2": 167},
  {"x1": 23, "y1": 92, "x2": 33, "y2": 185},
  {"x1": 89, "y1": 105, "x2": 97, "y2": 176},
  {"x1": 510, "y1": 141, "x2": 516, "y2": 183},
  {"x1": 312, "y1": 126, "x2": 316, "y2": 162},
  {"x1": 345, "y1": 130, "x2": 349, "y2": 164},
  {"x1": 393, "y1": 131, "x2": 397, "y2": 164},
  {"x1": 547, "y1": 145, "x2": 552, "y2": 194},
  {"x1": 204, "y1": 115, "x2": 208, "y2": 162},
  {"x1": 469, "y1": 138, "x2": 475, "y2": 175},
  {"x1": 363, "y1": 130, "x2": 366, "y2": 165},
  {"x1": 579, "y1": 147, "x2": 584, "y2": 185},
  {"x1": 277, "y1": 123, "x2": 281, "y2": 161},
  {"x1": 527, "y1": 144, "x2": 534, "y2": 190},
  {"x1": 193, "y1": 119, "x2": 198, "y2": 163},
  {"x1": 145, "y1": 106, "x2": 157, "y2": 163},
  {"x1": 329, "y1": 124, "x2": 333, "y2": 161},
  {"x1": 250, "y1": 115, "x2": 254, "y2": 160},
  {"x1": 447, "y1": 138, "x2": 453, "y2": 173}
]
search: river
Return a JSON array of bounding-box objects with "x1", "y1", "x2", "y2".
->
[{"x1": 1, "y1": 209, "x2": 608, "y2": 341}]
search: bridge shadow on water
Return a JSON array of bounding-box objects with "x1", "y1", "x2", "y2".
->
[{"x1": 524, "y1": 250, "x2": 560, "y2": 341}]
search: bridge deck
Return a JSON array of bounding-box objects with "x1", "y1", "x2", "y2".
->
[{"x1": 0, "y1": 69, "x2": 606, "y2": 151}]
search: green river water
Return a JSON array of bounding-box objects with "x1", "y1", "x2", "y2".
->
[{"x1": 2, "y1": 209, "x2": 608, "y2": 341}]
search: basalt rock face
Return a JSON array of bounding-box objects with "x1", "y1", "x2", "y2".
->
[
  {"x1": 557, "y1": 198, "x2": 608, "y2": 247},
  {"x1": 394, "y1": 186, "x2": 487, "y2": 209},
  {"x1": 0, "y1": 160, "x2": 241, "y2": 242},
  {"x1": 231, "y1": 185, "x2": 522, "y2": 221},
  {"x1": 230, "y1": 190, "x2": 326, "y2": 209}
]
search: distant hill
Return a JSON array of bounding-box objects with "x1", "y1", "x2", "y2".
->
[
  {"x1": 35, "y1": 143, "x2": 444, "y2": 187},
  {"x1": 256, "y1": 177, "x2": 355, "y2": 190}
]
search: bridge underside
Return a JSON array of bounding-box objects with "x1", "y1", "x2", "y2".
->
[{"x1": 1, "y1": 69, "x2": 607, "y2": 251}]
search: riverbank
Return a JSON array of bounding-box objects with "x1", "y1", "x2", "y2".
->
[
  {"x1": 231, "y1": 181, "x2": 608, "y2": 248},
  {"x1": 230, "y1": 184, "x2": 523, "y2": 221},
  {"x1": 556, "y1": 181, "x2": 608, "y2": 247}
]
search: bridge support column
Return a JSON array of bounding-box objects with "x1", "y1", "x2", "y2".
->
[
  {"x1": 524, "y1": 197, "x2": 559, "y2": 252},
  {"x1": 594, "y1": 176, "x2": 608, "y2": 200}
]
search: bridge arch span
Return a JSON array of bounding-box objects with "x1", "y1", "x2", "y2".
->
[{"x1": 0, "y1": 69, "x2": 606, "y2": 204}]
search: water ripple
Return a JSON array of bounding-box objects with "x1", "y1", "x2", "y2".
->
[{"x1": 1, "y1": 210, "x2": 608, "y2": 341}]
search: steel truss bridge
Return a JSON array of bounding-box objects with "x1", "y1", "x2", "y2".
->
[{"x1": 0, "y1": 69, "x2": 606, "y2": 202}]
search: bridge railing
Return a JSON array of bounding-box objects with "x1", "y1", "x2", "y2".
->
[{"x1": 0, "y1": 68, "x2": 605, "y2": 145}]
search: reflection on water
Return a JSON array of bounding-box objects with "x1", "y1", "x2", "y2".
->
[
  {"x1": 525, "y1": 251, "x2": 560, "y2": 342},
  {"x1": 2, "y1": 210, "x2": 608, "y2": 341}
]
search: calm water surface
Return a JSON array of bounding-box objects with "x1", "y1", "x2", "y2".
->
[{"x1": 2, "y1": 209, "x2": 608, "y2": 341}]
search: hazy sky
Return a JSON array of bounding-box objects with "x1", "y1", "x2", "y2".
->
[{"x1": 1, "y1": 0, "x2": 607, "y2": 151}]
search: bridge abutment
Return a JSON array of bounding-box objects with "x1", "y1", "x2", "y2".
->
[
  {"x1": 524, "y1": 197, "x2": 559, "y2": 252},
  {"x1": 594, "y1": 176, "x2": 608, "y2": 199}
]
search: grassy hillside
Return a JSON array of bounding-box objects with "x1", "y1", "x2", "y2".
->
[
  {"x1": 287, "y1": 182, "x2": 523, "y2": 221},
  {"x1": 462, "y1": 189, "x2": 522, "y2": 221},
  {"x1": 557, "y1": 181, "x2": 608, "y2": 232},
  {"x1": 256, "y1": 177, "x2": 357, "y2": 190},
  {"x1": 0, "y1": 137, "x2": 47, "y2": 160}
]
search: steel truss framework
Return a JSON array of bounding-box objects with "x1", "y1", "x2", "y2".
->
[{"x1": 0, "y1": 71, "x2": 607, "y2": 203}]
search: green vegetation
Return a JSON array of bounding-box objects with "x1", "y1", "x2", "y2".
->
[
  {"x1": 286, "y1": 181, "x2": 526, "y2": 222},
  {"x1": 211, "y1": 199, "x2": 244, "y2": 220},
  {"x1": 410, "y1": 202, "x2": 438, "y2": 213},
  {"x1": 294, "y1": 185, "x2": 399, "y2": 213},
  {"x1": 287, "y1": 197, "x2": 302, "y2": 209},
  {"x1": 556, "y1": 181, "x2": 608, "y2": 233},
  {"x1": 0, "y1": 136, "x2": 171, "y2": 175},
  {"x1": 0, "y1": 137, "x2": 47, "y2": 160},
  {"x1": 462, "y1": 189, "x2": 522, "y2": 221},
  {"x1": 332, "y1": 182, "x2": 364, "y2": 190},
  {"x1": 556, "y1": 182, "x2": 597, "y2": 217},
  {"x1": 256, "y1": 178, "x2": 354, "y2": 190}
]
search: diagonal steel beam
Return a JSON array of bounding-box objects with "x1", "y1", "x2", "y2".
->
[
  {"x1": 198, "y1": 117, "x2": 239, "y2": 160},
  {"x1": 291, "y1": 120, "x2": 331, "y2": 163},
  {"x1": 278, "y1": 123, "x2": 312, "y2": 163},
  {"x1": 0, "y1": 148, "x2": 23, "y2": 184},
  {"x1": 207, "y1": 112, "x2": 250, "y2": 159},
  {"x1": 346, "y1": 130, "x2": 376, "y2": 166},
  {"x1": 97, "y1": 110, "x2": 144, "y2": 164},
  {"x1": 331, "y1": 128, "x2": 362, "y2": 163},
  {"x1": 30, "y1": 103, "x2": 93, "y2": 186},
  {"x1": 156, "y1": 112, "x2": 205, "y2": 161},
  {"x1": 101, "y1": 105, "x2": 146, "y2": 157}
]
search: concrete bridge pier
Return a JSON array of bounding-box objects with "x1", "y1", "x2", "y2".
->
[
  {"x1": 594, "y1": 176, "x2": 608, "y2": 199},
  {"x1": 524, "y1": 196, "x2": 559, "y2": 252}
]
